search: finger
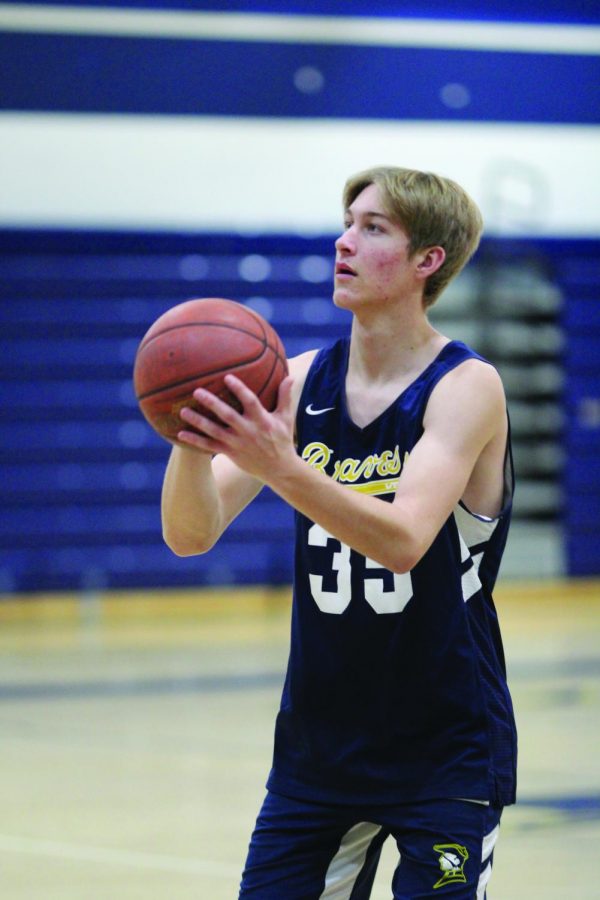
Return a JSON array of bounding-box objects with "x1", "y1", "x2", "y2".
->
[
  {"x1": 176, "y1": 428, "x2": 222, "y2": 454},
  {"x1": 190, "y1": 388, "x2": 241, "y2": 426},
  {"x1": 179, "y1": 405, "x2": 230, "y2": 437},
  {"x1": 223, "y1": 374, "x2": 263, "y2": 414}
]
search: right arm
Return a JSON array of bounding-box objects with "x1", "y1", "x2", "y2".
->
[
  {"x1": 161, "y1": 448, "x2": 263, "y2": 556},
  {"x1": 161, "y1": 351, "x2": 316, "y2": 556}
]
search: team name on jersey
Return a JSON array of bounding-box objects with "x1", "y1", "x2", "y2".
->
[{"x1": 301, "y1": 441, "x2": 409, "y2": 495}]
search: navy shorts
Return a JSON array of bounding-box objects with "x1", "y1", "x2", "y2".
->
[{"x1": 239, "y1": 792, "x2": 502, "y2": 898}]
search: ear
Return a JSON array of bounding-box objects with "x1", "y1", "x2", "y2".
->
[{"x1": 415, "y1": 246, "x2": 445, "y2": 280}]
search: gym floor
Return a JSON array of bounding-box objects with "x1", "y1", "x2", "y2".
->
[{"x1": 0, "y1": 579, "x2": 598, "y2": 899}]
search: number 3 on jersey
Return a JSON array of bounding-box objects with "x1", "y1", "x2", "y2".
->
[{"x1": 307, "y1": 523, "x2": 413, "y2": 615}]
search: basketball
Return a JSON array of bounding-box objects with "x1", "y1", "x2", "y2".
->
[{"x1": 133, "y1": 297, "x2": 288, "y2": 442}]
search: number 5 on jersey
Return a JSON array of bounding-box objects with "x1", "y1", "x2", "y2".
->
[{"x1": 307, "y1": 523, "x2": 413, "y2": 615}]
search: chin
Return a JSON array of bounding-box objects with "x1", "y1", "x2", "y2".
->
[
  {"x1": 333, "y1": 287, "x2": 356, "y2": 310},
  {"x1": 333, "y1": 292, "x2": 367, "y2": 315}
]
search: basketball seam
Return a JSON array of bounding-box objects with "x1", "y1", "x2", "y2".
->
[
  {"x1": 138, "y1": 319, "x2": 268, "y2": 353},
  {"x1": 255, "y1": 345, "x2": 286, "y2": 401},
  {"x1": 136, "y1": 346, "x2": 271, "y2": 400},
  {"x1": 246, "y1": 307, "x2": 288, "y2": 378},
  {"x1": 240, "y1": 305, "x2": 289, "y2": 373}
]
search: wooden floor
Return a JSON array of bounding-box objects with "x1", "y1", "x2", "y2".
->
[{"x1": 0, "y1": 579, "x2": 599, "y2": 899}]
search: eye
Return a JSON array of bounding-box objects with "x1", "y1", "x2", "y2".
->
[{"x1": 366, "y1": 222, "x2": 383, "y2": 233}]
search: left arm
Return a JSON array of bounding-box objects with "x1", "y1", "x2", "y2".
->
[{"x1": 177, "y1": 360, "x2": 506, "y2": 573}]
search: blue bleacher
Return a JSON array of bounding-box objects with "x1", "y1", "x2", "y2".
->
[
  {"x1": 0, "y1": 230, "x2": 340, "y2": 591},
  {"x1": 1, "y1": 230, "x2": 599, "y2": 590},
  {"x1": 558, "y1": 249, "x2": 600, "y2": 575},
  {"x1": 2, "y1": 539, "x2": 294, "y2": 593}
]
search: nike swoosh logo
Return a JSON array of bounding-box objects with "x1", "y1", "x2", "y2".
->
[{"x1": 306, "y1": 404, "x2": 336, "y2": 416}]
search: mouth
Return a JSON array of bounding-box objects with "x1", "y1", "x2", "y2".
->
[{"x1": 335, "y1": 262, "x2": 357, "y2": 277}]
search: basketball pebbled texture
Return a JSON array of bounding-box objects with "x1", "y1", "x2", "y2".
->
[{"x1": 133, "y1": 297, "x2": 288, "y2": 442}]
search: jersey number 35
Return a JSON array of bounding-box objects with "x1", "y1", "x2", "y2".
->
[{"x1": 307, "y1": 523, "x2": 413, "y2": 615}]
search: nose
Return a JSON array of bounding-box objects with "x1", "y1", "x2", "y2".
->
[{"x1": 335, "y1": 224, "x2": 355, "y2": 254}]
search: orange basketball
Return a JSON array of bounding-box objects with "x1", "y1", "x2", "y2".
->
[{"x1": 133, "y1": 298, "x2": 288, "y2": 442}]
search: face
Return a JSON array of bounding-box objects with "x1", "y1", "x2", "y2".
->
[{"x1": 333, "y1": 182, "x2": 417, "y2": 311}]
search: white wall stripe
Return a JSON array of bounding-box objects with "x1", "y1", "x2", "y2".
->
[
  {"x1": 0, "y1": 3, "x2": 598, "y2": 55},
  {"x1": 2, "y1": 113, "x2": 599, "y2": 235}
]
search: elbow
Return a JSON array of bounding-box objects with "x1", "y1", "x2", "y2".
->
[
  {"x1": 161, "y1": 504, "x2": 224, "y2": 557},
  {"x1": 162, "y1": 525, "x2": 217, "y2": 558},
  {"x1": 386, "y1": 554, "x2": 418, "y2": 575},
  {"x1": 383, "y1": 536, "x2": 428, "y2": 575}
]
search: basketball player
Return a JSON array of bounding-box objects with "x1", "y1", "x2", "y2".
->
[{"x1": 161, "y1": 167, "x2": 517, "y2": 898}]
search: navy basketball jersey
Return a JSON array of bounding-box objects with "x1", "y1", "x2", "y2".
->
[{"x1": 267, "y1": 338, "x2": 517, "y2": 808}]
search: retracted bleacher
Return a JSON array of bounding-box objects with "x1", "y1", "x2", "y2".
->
[
  {"x1": 1, "y1": 231, "x2": 598, "y2": 592},
  {"x1": 0, "y1": 231, "x2": 349, "y2": 592}
]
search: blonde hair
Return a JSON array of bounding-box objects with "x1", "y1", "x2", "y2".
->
[{"x1": 342, "y1": 166, "x2": 483, "y2": 307}]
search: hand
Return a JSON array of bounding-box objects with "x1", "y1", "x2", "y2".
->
[{"x1": 177, "y1": 374, "x2": 297, "y2": 483}]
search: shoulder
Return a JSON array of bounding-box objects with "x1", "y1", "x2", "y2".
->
[
  {"x1": 424, "y1": 357, "x2": 506, "y2": 442},
  {"x1": 288, "y1": 349, "x2": 320, "y2": 379},
  {"x1": 431, "y1": 356, "x2": 505, "y2": 403},
  {"x1": 288, "y1": 349, "x2": 320, "y2": 413}
]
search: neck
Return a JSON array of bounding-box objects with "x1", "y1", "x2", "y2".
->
[{"x1": 348, "y1": 302, "x2": 446, "y2": 381}]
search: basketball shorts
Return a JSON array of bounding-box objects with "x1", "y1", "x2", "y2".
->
[{"x1": 239, "y1": 792, "x2": 502, "y2": 899}]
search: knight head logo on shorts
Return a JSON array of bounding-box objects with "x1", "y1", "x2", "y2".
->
[{"x1": 432, "y1": 843, "x2": 469, "y2": 889}]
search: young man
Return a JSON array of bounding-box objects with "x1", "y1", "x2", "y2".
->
[{"x1": 161, "y1": 166, "x2": 517, "y2": 898}]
